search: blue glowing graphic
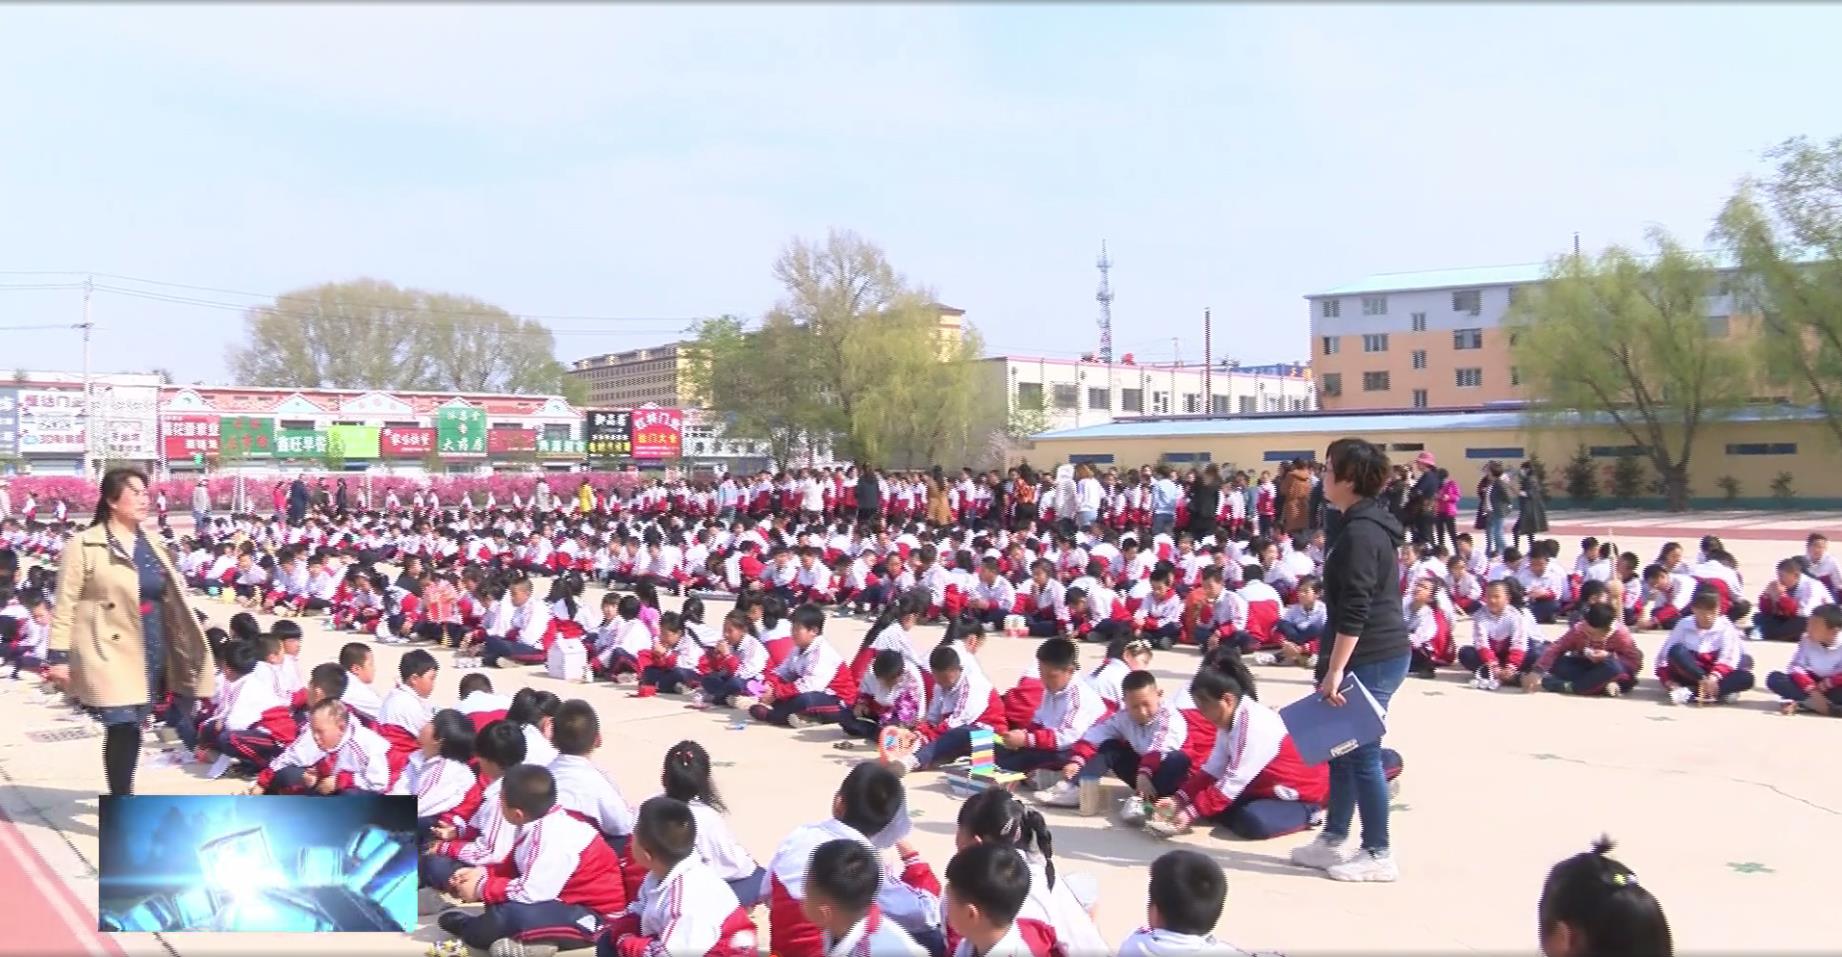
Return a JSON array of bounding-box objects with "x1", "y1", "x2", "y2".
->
[{"x1": 97, "y1": 795, "x2": 416, "y2": 933}]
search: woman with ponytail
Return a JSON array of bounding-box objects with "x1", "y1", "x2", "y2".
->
[
  {"x1": 955, "y1": 787, "x2": 1107, "y2": 957},
  {"x1": 1148, "y1": 649, "x2": 1401, "y2": 843},
  {"x1": 1538, "y1": 836, "x2": 1672, "y2": 957},
  {"x1": 659, "y1": 740, "x2": 766, "y2": 906}
]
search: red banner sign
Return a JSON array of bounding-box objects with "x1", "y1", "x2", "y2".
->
[
  {"x1": 487, "y1": 428, "x2": 538, "y2": 455},
  {"x1": 380, "y1": 427, "x2": 436, "y2": 458},
  {"x1": 163, "y1": 415, "x2": 220, "y2": 460},
  {"x1": 630, "y1": 406, "x2": 684, "y2": 460}
]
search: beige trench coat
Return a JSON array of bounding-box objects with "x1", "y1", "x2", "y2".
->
[{"x1": 48, "y1": 522, "x2": 214, "y2": 708}]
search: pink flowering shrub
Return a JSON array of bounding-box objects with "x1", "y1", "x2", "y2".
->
[{"x1": 2, "y1": 470, "x2": 645, "y2": 514}]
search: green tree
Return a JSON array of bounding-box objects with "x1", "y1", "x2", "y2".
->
[
  {"x1": 1508, "y1": 232, "x2": 1751, "y2": 511},
  {"x1": 1716, "y1": 135, "x2": 1842, "y2": 448},
  {"x1": 683, "y1": 314, "x2": 831, "y2": 470},
  {"x1": 227, "y1": 279, "x2": 575, "y2": 396}
]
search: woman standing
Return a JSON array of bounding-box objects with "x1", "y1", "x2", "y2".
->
[
  {"x1": 1300, "y1": 438, "x2": 1411, "y2": 882},
  {"x1": 47, "y1": 468, "x2": 213, "y2": 797},
  {"x1": 1073, "y1": 463, "x2": 1104, "y2": 529},
  {"x1": 1513, "y1": 460, "x2": 1550, "y2": 552},
  {"x1": 1011, "y1": 465, "x2": 1040, "y2": 528},
  {"x1": 1475, "y1": 462, "x2": 1511, "y2": 557},
  {"x1": 1185, "y1": 465, "x2": 1221, "y2": 541},
  {"x1": 1279, "y1": 459, "x2": 1313, "y2": 536},
  {"x1": 925, "y1": 467, "x2": 952, "y2": 529}
]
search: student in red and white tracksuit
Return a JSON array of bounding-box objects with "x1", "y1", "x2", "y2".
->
[
  {"x1": 767, "y1": 815, "x2": 941, "y2": 957},
  {"x1": 996, "y1": 641, "x2": 1110, "y2": 774},
  {"x1": 1047, "y1": 672, "x2": 1216, "y2": 806},
  {"x1": 216, "y1": 659, "x2": 297, "y2": 770},
  {"x1": 378, "y1": 679, "x2": 434, "y2": 778},
  {"x1": 1158, "y1": 688, "x2": 1347, "y2": 841},
  {"x1": 259, "y1": 703, "x2": 394, "y2": 794},
  {"x1": 601, "y1": 851, "x2": 758, "y2": 957},
  {"x1": 1653, "y1": 599, "x2": 1755, "y2": 705},
  {"x1": 749, "y1": 619, "x2": 858, "y2": 728},
  {"x1": 1766, "y1": 604, "x2": 1842, "y2": 714},
  {"x1": 902, "y1": 647, "x2": 1007, "y2": 772},
  {"x1": 446, "y1": 800, "x2": 629, "y2": 952},
  {"x1": 1753, "y1": 559, "x2": 1834, "y2": 642}
]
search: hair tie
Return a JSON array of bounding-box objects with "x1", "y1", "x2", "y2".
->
[{"x1": 1610, "y1": 872, "x2": 1637, "y2": 887}]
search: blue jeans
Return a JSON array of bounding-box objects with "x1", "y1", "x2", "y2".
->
[
  {"x1": 1484, "y1": 511, "x2": 1505, "y2": 557},
  {"x1": 1152, "y1": 513, "x2": 1175, "y2": 537},
  {"x1": 1324, "y1": 653, "x2": 1410, "y2": 854}
]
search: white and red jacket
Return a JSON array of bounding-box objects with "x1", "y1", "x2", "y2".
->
[
  {"x1": 1783, "y1": 636, "x2": 1842, "y2": 693},
  {"x1": 259, "y1": 720, "x2": 393, "y2": 793},
  {"x1": 1020, "y1": 678, "x2": 1109, "y2": 752},
  {"x1": 457, "y1": 689, "x2": 512, "y2": 731},
  {"x1": 824, "y1": 909, "x2": 929, "y2": 957},
  {"x1": 920, "y1": 669, "x2": 1006, "y2": 739},
  {"x1": 1136, "y1": 590, "x2": 1183, "y2": 632},
  {"x1": 1118, "y1": 927, "x2": 1252, "y2": 957},
  {"x1": 603, "y1": 856, "x2": 758, "y2": 957},
  {"x1": 495, "y1": 596, "x2": 552, "y2": 650},
  {"x1": 1470, "y1": 606, "x2": 1536, "y2": 668},
  {"x1": 221, "y1": 666, "x2": 295, "y2": 741},
  {"x1": 378, "y1": 683, "x2": 432, "y2": 762},
  {"x1": 1069, "y1": 701, "x2": 1216, "y2": 775},
  {"x1": 550, "y1": 753, "x2": 636, "y2": 840},
  {"x1": 1654, "y1": 617, "x2": 1745, "y2": 681},
  {"x1": 428, "y1": 775, "x2": 517, "y2": 867},
  {"x1": 767, "y1": 819, "x2": 941, "y2": 957},
  {"x1": 1174, "y1": 696, "x2": 1326, "y2": 819},
  {"x1": 1760, "y1": 575, "x2": 1832, "y2": 618},
  {"x1": 478, "y1": 808, "x2": 628, "y2": 926},
  {"x1": 767, "y1": 639, "x2": 859, "y2": 704},
  {"x1": 1083, "y1": 658, "x2": 1131, "y2": 707},
  {"x1": 389, "y1": 752, "x2": 481, "y2": 824}
]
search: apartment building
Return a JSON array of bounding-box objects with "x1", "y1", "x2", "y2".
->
[
  {"x1": 1306, "y1": 260, "x2": 1752, "y2": 411},
  {"x1": 980, "y1": 355, "x2": 1315, "y2": 434},
  {"x1": 567, "y1": 343, "x2": 695, "y2": 409}
]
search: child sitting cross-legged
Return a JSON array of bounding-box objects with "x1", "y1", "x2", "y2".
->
[
  {"x1": 943, "y1": 843, "x2": 1034, "y2": 957},
  {"x1": 598, "y1": 796, "x2": 758, "y2": 957},
  {"x1": 800, "y1": 838, "x2": 929, "y2": 957},
  {"x1": 1118, "y1": 850, "x2": 1252, "y2": 957}
]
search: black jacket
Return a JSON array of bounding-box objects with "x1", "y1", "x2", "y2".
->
[
  {"x1": 855, "y1": 474, "x2": 881, "y2": 513},
  {"x1": 1316, "y1": 496, "x2": 1410, "y2": 677},
  {"x1": 1185, "y1": 479, "x2": 1219, "y2": 538}
]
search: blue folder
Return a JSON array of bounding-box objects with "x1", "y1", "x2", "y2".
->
[{"x1": 1278, "y1": 674, "x2": 1387, "y2": 766}]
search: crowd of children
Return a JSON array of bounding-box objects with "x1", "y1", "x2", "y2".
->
[{"x1": 12, "y1": 465, "x2": 1815, "y2": 956}]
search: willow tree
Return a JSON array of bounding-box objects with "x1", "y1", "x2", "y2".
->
[
  {"x1": 1716, "y1": 135, "x2": 1842, "y2": 448},
  {"x1": 1507, "y1": 232, "x2": 1752, "y2": 510}
]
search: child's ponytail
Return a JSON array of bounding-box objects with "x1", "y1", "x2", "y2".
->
[
  {"x1": 1538, "y1": 835, "x2": 1672, "y2": 957},
  {"x1": 1019, "y1": 805, "x2": 1058, "y2": 890},
  {"x1": 660, "y1": 739, "x2": 724, "y2": 813},
  {"x1": 1191, "y1": 647, "x2": 1259, "y2": 703}
]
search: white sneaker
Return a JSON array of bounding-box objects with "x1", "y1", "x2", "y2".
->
[
  {"x1": 1668, "y1": 686, "x2": 1693, "y2": 706},
  {"x1": 1250, "y1": 652, "x2": 1277, "y2": 666},
  {"x1": 489, "y1": 940, "x2": 559, "y2": 957},
  {"x1": 786, "y1": 713, "x2": 813, "y2": 729},
  {"x1": 1327, "y1": 849, "x2": 1399, "y2": 882},
  {"x1": 1117, "y1": 798, "x2": 1149, "y2": 826},
  {"x1": 1032, "y1": 780, "x2": 1080, "y2": 808},
  {"x1": 1289, "y1": 835, "x2": 1355, "y2": 870},
  {"x1": 686, "y1": 690, "x2": 706, "y2": 708}
]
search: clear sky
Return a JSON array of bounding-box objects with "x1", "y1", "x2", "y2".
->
[{"x1": 1, "y1": 3, "x2": 1836, "y2": 386}]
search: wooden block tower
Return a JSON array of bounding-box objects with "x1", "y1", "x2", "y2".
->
[{"x1": 946, "y1": 727, "x2": 1024, "y2": 798}]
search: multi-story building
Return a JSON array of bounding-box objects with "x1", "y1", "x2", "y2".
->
[
  {"x1": 0, "y1": 371, "x2": 164, "y2": 475},
  {"x1": 1306, "y1": 259, "x2": 1751, "y2": 411},
  {"x1": 567, "y1": 343, "x2": 695, "y2": 409},
  {"x1": 979, "y1": 355, "x2": 1315, "y2": 435}
]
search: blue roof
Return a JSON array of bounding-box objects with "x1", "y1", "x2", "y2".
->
[{"x1": 1033, "y1": 405, "x2": 1825, "y2": 442}]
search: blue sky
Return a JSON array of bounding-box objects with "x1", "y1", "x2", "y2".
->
[{"x1": 1, "y1": 3, "x2": 1836, "y2": 385}]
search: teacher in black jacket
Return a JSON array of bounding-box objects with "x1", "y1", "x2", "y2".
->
[{"x1": 1296, "y1": 437, "x2": 1411, "y2": 884}]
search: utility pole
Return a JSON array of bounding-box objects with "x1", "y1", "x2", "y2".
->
[
  {"x1": 1203, "y1": 308, "x2": 1213, "y2": 417},
  {"x1": 78, "y1": 275, "x2": 95, "y2": 478}
]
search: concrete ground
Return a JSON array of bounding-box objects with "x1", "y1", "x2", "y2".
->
[{"x1": 3, "y1": 514, "x2": 1839, "y2": 956}]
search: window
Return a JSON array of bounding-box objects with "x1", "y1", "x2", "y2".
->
[
  {"x1": 1181, "y1": 393, "x2": 1201, "y2": 414},
  {"x1": 1362, "y1": 295, "x2": 1389, "y2": 316},
  {"x1": 1362, "y1": 371, "x2": 1391, "y2": 392},
  {"x1": 1238, "y1": 395, "x2": 1256, "y2": 413},
  {"x1": 1706, "y1": 315, "x2": 1730, "y2": 338},
  {"x1": 1726, "y1": 443, "x2": 1797, "y2": 456},
  {"x1": 1411, "y1": 389, "x2": 1428, "y2": 408},
  {"x1": 1588, "y1": 445, "x2": 1648, "y2": 457},
  {"x1": 1210, "y1": 394, "x2": 1229, "y2": 415},
  {"x1": 1321, "y1": 335, "x2": 1340, "y2": 355},
  {"x1": 1452, "y1": 289, "x2": 1482, "y2": 315},
  {"x1": 1455, "y1": 367, "x2": 1483, "y2": 388},
  {"x1": 1507, "y1": 285, "x2": 1523, "y2": 306},
  {"x1": 542, "y1": 423, "x2": 572, "y2": 441},
  {"x1": 1067, "y1": 453, "x2": 1116, "y2": 465},
  {"x1": 1466, "y1": 446, "x2": 1525, "y2": 459},
  {"x1": 1264, "y1": 450, "x2": 1316, "y2": 462},
  {"x1": 1152, "y1": 391, "x2": 1170, "y2": 414},
  {"x1": 1453, "y1": 328, "x2": 1483, "y2": 350},
  {"x1": 1016, "y1": 382, "x2": 1043, "y2": 408},
  {"x1": 1120, "y1": 388, "x2": 1143, "y2": 412},
  {"x1": 1362, "y1": 334, "x2": 1389, "y2": 352},
  {"x1": 1411, "y1": 349, "x2": 1427, "y2": 370},
  {"x1": 1319, "y1": 373, "x2": 1342, "y2": 397},
  {"x1": 1320, "y1": 299, "x2": 1341, "y2": 319},
  {"x1": 1290, "y1": 397, "x2": 1308, "y2": 411},
  {"x1": 1051, "y1": 383, "x2": 1078, "y2": 410},
  {"x1": 1086, "y1": 387, "x2": 1110, "y2": 411},
  {"x1": 1162, "y1": 452, "x2": 1214, "y2": 464},
  {"x1": 1388, "y1": 443, "x2": 1426, "y2": 453},
  {"x1": 1410, "y1": 311, "x2": 1427, "y2": 332},
  {"x1": 1511, "y1": 366, "x2": 1522, "y2": 387}
]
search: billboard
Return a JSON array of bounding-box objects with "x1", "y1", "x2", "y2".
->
[
  {"x1": 163, "y1": 415, "x2": 220, "y2": 460},
  {"x1": 585, "y1": 410, "x2": 630, "y2": 459},
  {"x1": 0, "y1": 389, "x2": 16, "y2": 457},
  {"x1": 435, "y1": 407, "x2": 485, "y2": 456},
  {"x1": 217, "y1": 417, "x2": 274, "y2": 459},
  {"x1": 275, "y1": 428, "x2": 328, "y2": 459},
  {"x1": 487, "y1": 428, "x2": 537, "y2": 456},
  {"x1": 630, "y1": 406, "x2": 684, "y2": 460},
  {"x1": 17, "y1": 388, "x2": 86, "y2": 453},
  {"x1": 536, "y1": 436, "x2": 585, "y2": 457},
  {"x1": 379, "y1": 427, "x2": 435, "y2": 458},
  {"x1": 326, "y1": 425, "x2": 380, "y2": 460}
]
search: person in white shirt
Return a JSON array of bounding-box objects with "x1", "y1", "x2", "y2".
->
[
  {"x1": 547, "y1": 700, "x2": 635, "y2": 847},
  {"x1": 658, "y1": 739, "x2": 767, "y2": 907},
  {"x1": 943, "y1": 842, "x2": 1036, "y2": 957},
  {"x1": 802, "y1": 839, "x2": 930, "y2": 957},
  {"x1": 1766, "y1": 603, "x2": 1842, "y2": 715},
  {"x1": 1654, "y1": 590, "x2": 1754, "y2": 705},
  {"x1": 1117, "y1": 850, "x2": 1252, "y2": 957},
  {"x1": 1753, "y1": 557, "x2": 1834, "y2": 641}
]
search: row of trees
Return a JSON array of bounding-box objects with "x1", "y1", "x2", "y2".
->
[
  {"x1": 682, "y1": 230, "x2": 993, "y2": 470},
  {"x1": 1509, "y1": 134, "x2": 1842, "y2": 510}
]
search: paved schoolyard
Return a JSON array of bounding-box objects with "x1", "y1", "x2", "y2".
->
[{"x1": 1, "y1": 517, "x2": 1837, "y2": 956}]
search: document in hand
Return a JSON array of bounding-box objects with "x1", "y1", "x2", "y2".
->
[{"x1": 1278, "y1": 673, "x2": 1386, "y2": 766}]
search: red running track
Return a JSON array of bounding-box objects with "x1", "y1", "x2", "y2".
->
[
  {"x1": 1548, "y1": 521, "x2": 1833, "y2": 542},
  {"x1": 0, "y1": 805, "x2": 121, "y2": 957}
]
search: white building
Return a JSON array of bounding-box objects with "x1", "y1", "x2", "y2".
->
[
  {"x1": 1, "y1": 371, "x2": 164, "y2": 475},
  {"x1": 978, "y1": 355, "x2": 1315, "y2": 434}
]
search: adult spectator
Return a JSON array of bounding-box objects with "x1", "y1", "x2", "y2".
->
[
  {"x1": 1280, "y1": 458, "x2": 1314, "y2": 535},
  {"x1": 1513, "y1": 460, "x2": 1550, "y2": 552},
  {"x1": 1185, "y1": 465, "x2": 1221, "y2": 540},
  {"x1": 1299, "y1": 437, "x2": 1411, "y2": 883},
  {"x1": 1407, "y1": 452, "x2": 1441, "y2": 546},
  {"x1": 286, "y1": 473, "x2": 310, "y2": 526},
  {"x1": 855, "y1": 467, "x2": 882, "y2": 525},
  {"x1": 1149, "y1": 465, "x2": 1181, "y2": 537},
  {"x1": 189, "y1": 480, "x2": 210, "y2": 533},
  {"x1": 47, "y1": 467, "x2": 212, "y2": 796}
]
